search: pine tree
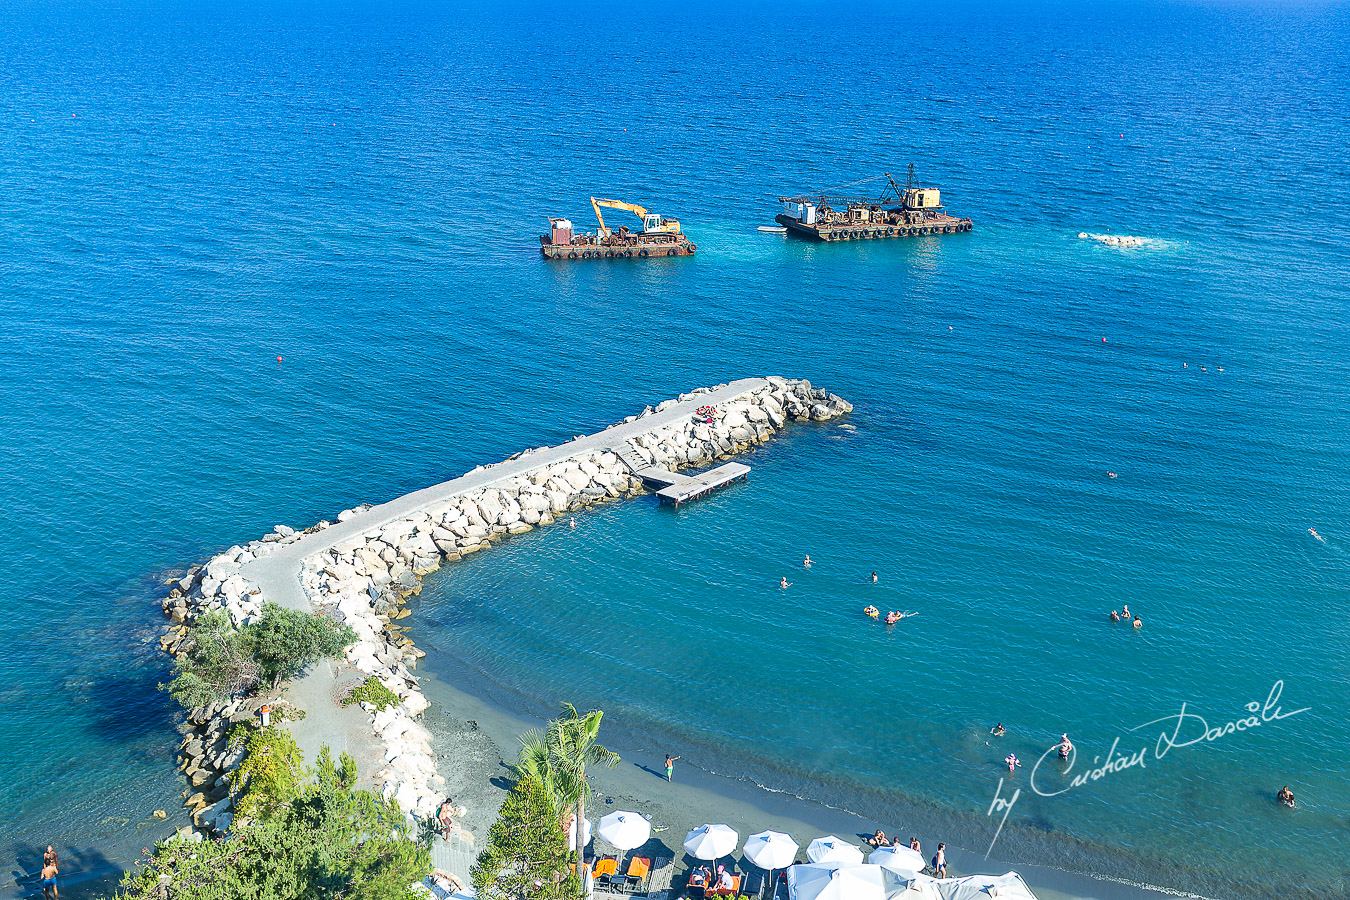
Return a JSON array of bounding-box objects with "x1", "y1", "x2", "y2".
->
[{"x1": 471, "y1": 774, "x2": 582, "y2": 900}]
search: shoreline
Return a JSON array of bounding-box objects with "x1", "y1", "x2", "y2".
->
[{"x1": 415, "y1": 668, "x2": 1193, "y2": 900}]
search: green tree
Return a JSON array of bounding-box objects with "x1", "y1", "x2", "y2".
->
[
  {"x1": 514, "y1": 703, "x2": 620, "y2": 864},
  {"x1": 111, "y1": 745, "x2": 429, "y2": 900},
  {"x1": 164, "y1": 610, "x2": 261, "y2": 709},
  {"x1": 471, "y1": 773, "x2": 581, "y2": 900},
  {"x1": 241, "y1": 602, "x2": 357, "y2": 689},
  {"x1": 234, "y1": 728, "x2": 306, "y2": 820}
]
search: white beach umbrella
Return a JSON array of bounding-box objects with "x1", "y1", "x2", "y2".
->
[
  {"x1": 598, "y1": 810, "x2": 652, "y2": 850},
  {"x1": 879, "y1": 869, "x2": 943, "y2": 900},
  {"x1": 566, "y1": 816, "x2": 593, "y2": 852},
  {"x1": 744, "y1": 830, "x2": 800, "y2": 869},
  {"x1": 806, "y1": 836, "x2": 865, "y2": 865},
  {"x1": 685, "y1": 823, "x2": 740, "y2": 876},
  {"x1": 685, "y1": 823, "x2": 740, "y2": 860},
  {"x1": 788, "y1": 863, "x2": 886, "y2": 900},
  {"x1": 869, "y1": 845, "x2": 926, "y2": 873},
  {"x1": 932, "y1": 872, "x2": 1039, "y2": 900},
  {"x1": 744, "y1": 831, "x2": 800, "y2": 900}
]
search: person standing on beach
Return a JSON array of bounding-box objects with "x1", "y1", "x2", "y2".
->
[
  {"x1": 933, "y1": 843, "x2": 947, "y2": 878},
  {"x1": 665, "y1": 754, "x2": 680, "y2": 781},
  {"x1": 40, "y1": 847, "x2": 58, "y2": 900}
]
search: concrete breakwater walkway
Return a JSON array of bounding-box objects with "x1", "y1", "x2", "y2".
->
[{"x1": 159, "y1": 377, "x2": 851, "y2": 851}]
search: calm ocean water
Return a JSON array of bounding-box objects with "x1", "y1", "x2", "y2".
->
[{"x1": 1, "y1": 0, "x2": 1348, "y2": 896}]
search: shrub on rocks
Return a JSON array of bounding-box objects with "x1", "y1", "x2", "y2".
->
[
  {"x1": 340, "y1": 676, "x2": 400, "y2": 712},
  {"x1": 243, "y1": 602, "x2": 358, "y2": 689}
]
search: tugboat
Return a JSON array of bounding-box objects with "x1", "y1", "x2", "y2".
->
[
  {"x1": 775, "y1": 166, "x2": 972, "y2": 242},
  {"x1": 541, "y1": 197, "x2": 697, "y2": 260}
]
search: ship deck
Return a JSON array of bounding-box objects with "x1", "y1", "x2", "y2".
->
[{"x1": 775, "y1": 213, "x2": 972, "y2": 242}]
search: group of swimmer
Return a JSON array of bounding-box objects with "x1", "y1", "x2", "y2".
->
[
  {"x1": 1109, "y1": 603, "x2": 1143, "y2": 629},
  {"x1": 990, "y1": 726, "x2": 1073, "y2": 773},
  {"x1": 778, "y1": 559, "x2": 912, "y2": 624}
]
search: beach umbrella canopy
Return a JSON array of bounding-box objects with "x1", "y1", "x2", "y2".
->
[
  {"x1": 598, "y1": 811, "x2": 652, "y2": 851},
  {"x1": 806, "y1": 836, "x2": 865, "y2": 865},
  {"x1": 879, "y1": 869, "x2": 943, "y2": 900},
  {"x1": 869, "y1": 846, "x2": 926, "y2": 873},
  {"x1": 744, "y1": 831, "x2": 800, "y2": 870},
  {"x1": 788, "y1": 863, "x2": 886, "y2": 900},
  {"x1": 684, "y1": 823, "x2": 740, "y2": 861},
  {"x1": 932, "y1": 872, "x2": 1039, "y2": 900},
  {"x1": 566, "y1": 816, "x2": 593, "y2": 852}
]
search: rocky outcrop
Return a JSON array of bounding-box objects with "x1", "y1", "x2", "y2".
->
[{"x1": 157, "y1": 377, "x2": 850, "y2": 838}]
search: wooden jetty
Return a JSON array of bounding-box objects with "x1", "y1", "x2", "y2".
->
[{"x1": 615, "y1": 441, "x2": 749, "y2": 506}]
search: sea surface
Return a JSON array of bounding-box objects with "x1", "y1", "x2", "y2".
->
[{"x1": 1, "y1": 0, "x2": 1348, "y2": 896}]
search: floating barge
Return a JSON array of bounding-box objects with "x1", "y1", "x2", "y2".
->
[
  {"x1": 541, "y1": 197, "x2": 697, "y2": 260},
  {"x1": 776, "y1": 166, "x2": 972, "y2": 242}
]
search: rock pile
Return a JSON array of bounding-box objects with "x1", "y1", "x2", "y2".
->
[{"x1": 155, "y1": 377, "x2": 850, "y2": 838}]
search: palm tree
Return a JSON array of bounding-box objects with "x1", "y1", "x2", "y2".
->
[{"x1": 516, "y1": 703, "x2": 621, "y2": 864}]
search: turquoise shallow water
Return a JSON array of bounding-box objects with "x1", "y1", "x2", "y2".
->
[{"x1": 1, "y1": 0, "x2": 1349, "y2": 896}]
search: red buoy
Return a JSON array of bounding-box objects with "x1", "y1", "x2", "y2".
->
[{"x1": 276, "y1": 356, "x2": 283, "y2": 363}]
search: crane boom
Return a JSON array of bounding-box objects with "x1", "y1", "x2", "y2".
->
[{"x1": 590, "y1": 196, "x2": 681, "y2": 238}]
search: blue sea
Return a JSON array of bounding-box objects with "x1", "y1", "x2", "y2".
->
[{"x1": 1, "y1": 0, "x2": 1348, "y2": 896}]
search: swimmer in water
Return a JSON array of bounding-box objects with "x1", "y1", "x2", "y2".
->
[
  {"x1": 863, "y1": 605, "x2": 879, "y2": 619},
  {"x1": 884, "y1": 611, "x2": 900, "y2": 625},
  {"x1": 1058, "y1": 734, "x2": 1073, "y2": 760},
  {"x1": 871, "y1": 571, "x2": 878, "y2": 583},
  {"x1": 990, "y1": 723, "x2": 1005, "y2": 736},
  {"x1": 780, "y1": 577, "x2": 791, "y2": 589},
  {"x1": 804, "y1": 555, "x2": 812, "y2": 568},
  {"x1": 1121, "y1": 604, "x2": 1131, "y2": 621},
  {"x1": 1110, "y1": 610, "x2": 1121, "y2": 622},
  {"x1": 1310, "y1": 528, "x2": 1324, "y2": 542},
  {"x1": 1005, "y1": 753, "x2": 1021, "y2": 772},
  {"x1": 1108, "y1": 471, "x2": 1117, "y2": 478},
  {"x1": 1277, "y1": 785, "x2": 1296, "y2": 808},
  {"x1": 1133, "y1": 615, "x2": 1142, "y2": 629},
  {"x1": 570, "y1": 518, "x2": 576, "y2": 529}
]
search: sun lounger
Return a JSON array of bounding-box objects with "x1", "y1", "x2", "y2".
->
[
  {"x1": 594, "y1": 856, "x2": 619, "y2": 889},
  {"x1": 622, "y1": 856, "x2": 652, "y2": 893},
  {"x1": 643, "y1": 857, "x2": 675, "y2": 899}
]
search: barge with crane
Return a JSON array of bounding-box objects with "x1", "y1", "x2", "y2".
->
[
  {"x1": 775, "y1": 167, "x2": 972, "y2": 242},
  {"x1": 541, "y1": 197, "x2": 697, "y2": 260}
]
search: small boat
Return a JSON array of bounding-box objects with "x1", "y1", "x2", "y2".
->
[{"x1": 757, "y1": 225, "x2": 788, "y2": 233}]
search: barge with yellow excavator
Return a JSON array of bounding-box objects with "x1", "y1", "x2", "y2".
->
[
  {"x1": 541, "y1": 197, "x2": 697, "y2": 260},
  {"x1": 775, "y1": 167, "x2": 972, "y2": 242}
]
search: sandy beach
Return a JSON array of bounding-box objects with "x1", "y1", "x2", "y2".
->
[{"x1": 417, "y1": 672, "x2": 1186, "y2": 900}]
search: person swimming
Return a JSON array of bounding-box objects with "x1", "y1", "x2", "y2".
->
[
  {"x1": 863, "y1": 605, "x2": 880, "y2": 619},
  {"x1": 885, "y1": 611, "x2": 900, "y2": 625},
  {"x1": 804, "y1": 555, "x2": 812, "y2": 568},
  {"x1": 1058, "y1": 734, "x2": 1073, "y2": 760},
  {"x1": 1110, "y1": 610, "x2": 1121, "y2": 622},
  {"x1": 1277, "y1": 785, "x2": 1296, "y2": 808},
  {"x1": 1121, "y1": 604, "x2": 1131, "y2": 621},
  {"x1": 1005, "y1": 753, "x2": 1021, "y2": 771},
  {"x1": 990, "y1": 723, "x2": 1006, "y2": 736},
  {"x1": 780, "y1": 577, "x2": 792, "y2": 589},
  {"x1": 871, "y1": 571, "x2": 878, "y2": 583},
  {"x1": 1133, "y1": 615, "x2": 1142, "y2": 629},
  {"x1": 1310, "y1": 528, "x2": 1325, "y2": 543}
]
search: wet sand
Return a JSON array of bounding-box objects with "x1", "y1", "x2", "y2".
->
[{"x1": 417, "y1": 673, "x2": 1188, "y2": 900}]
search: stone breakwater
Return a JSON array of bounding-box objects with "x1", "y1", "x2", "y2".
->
[{"x1": 157, "y1": 377, "x2": 851, "y2": 840}]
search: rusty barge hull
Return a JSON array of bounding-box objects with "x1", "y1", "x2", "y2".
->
[
  {"x1": 774, "y1": 214, "x2": 973, "y2": 242},
  {"x1": 540, "y1": 239, "x2": 696, "y2": 260}
]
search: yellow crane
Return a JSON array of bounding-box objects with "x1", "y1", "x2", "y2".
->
[{"x1": 590, "y1": 197, "x2": 683, "y2": 240}]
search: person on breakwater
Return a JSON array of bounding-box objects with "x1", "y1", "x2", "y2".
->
[{"x1": 40, "y1": 847, "x2": 58, "y2": 900}]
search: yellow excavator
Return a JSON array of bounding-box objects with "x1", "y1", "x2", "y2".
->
[{"x1": 590, "y1": 197, "x2": 683, "y2": 240}]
